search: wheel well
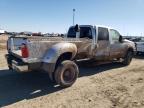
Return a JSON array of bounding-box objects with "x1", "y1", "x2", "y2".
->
[
  {"x1": 55, "y1": 52, "x2": 72, "y2": 70},
  {"x1": 126, "y1": 47, "x2": 134, "y2": 56},
  {"x1": 128, "y1": 48, "x2": 134, "y2": 52}
]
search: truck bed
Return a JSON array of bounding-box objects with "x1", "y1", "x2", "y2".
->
[{"x1": 7, "y1": 35, "x2": 83, "y2": 63}]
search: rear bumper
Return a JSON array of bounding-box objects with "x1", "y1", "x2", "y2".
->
[
  {"x1": 5, "y1": 53, "x2": 54, "y2": 75},
  {"x1": 12, "y1": 60, "x2": 29, "y2": 72},
  {"x1": 5, "y1": 54, "x2": 30, "y2": 72}
]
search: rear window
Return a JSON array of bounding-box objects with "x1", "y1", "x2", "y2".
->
[
  {"x1": 80, "y1": 27, "x2": 92, "y2": 39},
  {"x1": 67, "y1": 27, "x2": 92, "y2": 39},
  {"x1": 67, "y1": 27, "x2": 76, "y2": 38}
]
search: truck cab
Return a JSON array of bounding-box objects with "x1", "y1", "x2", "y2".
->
[{"x1": 67, "y1": 25, "x2": 132, "y2": 61}]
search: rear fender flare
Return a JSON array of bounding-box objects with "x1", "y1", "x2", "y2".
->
[
  {"x1": 42, "y1": 43, "x2": 77, "y2": 80},
  {"x1": 42, "y1": 42, "x2": 77, "y2": 63}
]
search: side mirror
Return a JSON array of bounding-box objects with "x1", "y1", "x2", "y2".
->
[
  {"x1": 74, "y1": 24, "x2": 80, "y2": 32},
  {"x1": 119, "y1": 35, "x2": 123, "y2": 43}
]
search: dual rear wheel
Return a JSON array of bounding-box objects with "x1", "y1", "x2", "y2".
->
[{"x1": 54, "y1": 60, "x2": 79, "y2": 87}]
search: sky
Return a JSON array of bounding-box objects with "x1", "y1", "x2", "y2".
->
[{"x1": 0, "y1": 0, "x2": 144, "y2": 36}]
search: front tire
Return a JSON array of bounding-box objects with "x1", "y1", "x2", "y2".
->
[
  {"x1": 54, "y1": 60, "x2": 79, "y2": 87},
  {"x1": 122, "y1": 51, "x2": 133, "y2": 65}
]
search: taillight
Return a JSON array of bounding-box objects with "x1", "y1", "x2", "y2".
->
[{"x1": 21, "y1": 43, "x2": 29, "y2": 58}]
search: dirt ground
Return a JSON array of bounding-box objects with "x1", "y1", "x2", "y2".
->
[
  {"x1": 0, "y1": 34, "x2": 144, "y2": 108},
  {"x1": 0, "y1": 35, "x2": 8, "y2": 50},
  {"x1": 0, "y1": 35, "x2": 8, "y2": 69},
  {"x1": 0, "y1": 48, "x2": 144, "y2": 108}
]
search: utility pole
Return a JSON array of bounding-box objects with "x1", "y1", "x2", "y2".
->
[{"x1": 73, "y1": 9, "x2": 75, "y2": 26}]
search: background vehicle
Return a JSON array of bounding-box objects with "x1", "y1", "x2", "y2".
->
[
  {"x1": 5, "y1": 25, "x2": 136, "y2": 87},
  {"x1": 135, "y1": 37, "x2": 144, "y2": 54}
]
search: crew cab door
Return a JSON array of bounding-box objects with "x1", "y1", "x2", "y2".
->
[
  {"x1": 109, "y1": 29, "x2": 125, "y2": 58},
  {"x1": 94, "y1": 27, "x2": 110, "y2": 60}
]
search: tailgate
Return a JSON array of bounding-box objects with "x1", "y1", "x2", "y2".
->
[
  {"x1": 7, "y1": 36, "x2": 28, "y2": 57},
  {"x1": 7, "y1": 36, "x2": 63, "y2": 63}
]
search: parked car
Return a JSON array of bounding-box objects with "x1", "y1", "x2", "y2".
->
[{"x1": 5, "y1": 24, "x2": 136, "y2": 87}]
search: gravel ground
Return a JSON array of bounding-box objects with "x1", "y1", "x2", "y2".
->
[{"x1": 0, "y1": 50, "x2": 144, "y2": 108}]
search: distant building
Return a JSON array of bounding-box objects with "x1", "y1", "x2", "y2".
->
[{"x1": 0, "y1": 29, "x2": 5, "y2": 34}]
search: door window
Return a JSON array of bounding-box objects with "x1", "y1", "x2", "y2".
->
[
  {"x1": 98, "y1": 27, "x2": 109, "y2": 40},
  {"x1": 110, "y1": 29, "x2": 120, "y2": 43}
]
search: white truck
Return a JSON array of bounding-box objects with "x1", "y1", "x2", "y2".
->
[
  {"x1": 135, "y1": 37, "x2": 144, "y2": 54},
  {"x1": 5, "y1": 24, "x2": 136, "y2": 87}
]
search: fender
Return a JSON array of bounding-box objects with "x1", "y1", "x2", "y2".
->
[
  {"x1": 123, "y1": 39, "x2": 136, "y2": 56},
  {"x1": 42, "y1": 42, "x2": 77, "y2": 63},
  {"x1": 42, "y1": 42, "x2": 77, "y2": 80}
]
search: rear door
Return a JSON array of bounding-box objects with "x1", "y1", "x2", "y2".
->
[{"x1": 95, "y1": 27, "x2": 110, "y2": 60}]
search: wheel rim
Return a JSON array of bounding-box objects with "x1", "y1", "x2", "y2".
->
[{"x1": 63, "y1": 68, "x2": 75, "y2": 83}]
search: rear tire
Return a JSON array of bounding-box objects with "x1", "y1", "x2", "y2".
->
[
  {"x1": 54, "y1": 60, "x2": 79, "y2": 87},
  {"x1": 122, "y1": 51, "x2": 133, "y2": 65}
]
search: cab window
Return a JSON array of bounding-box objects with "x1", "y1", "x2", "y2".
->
[{"x1": 98, "y1": 27, "x2": 109, "y2": 40}]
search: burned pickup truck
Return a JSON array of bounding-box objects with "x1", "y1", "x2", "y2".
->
[{"x1": 6, "y1": 25, "x2": 136, "y2": 87}]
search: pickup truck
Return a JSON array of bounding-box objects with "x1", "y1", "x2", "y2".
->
[{"x1": 5, "y1": 24, "x2": 136, "y2": 87}]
